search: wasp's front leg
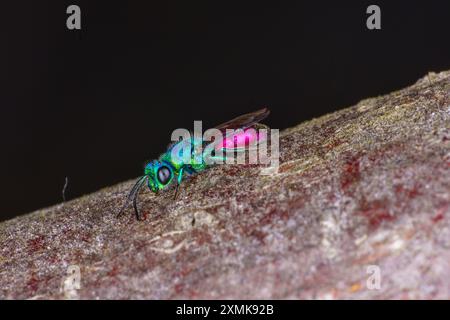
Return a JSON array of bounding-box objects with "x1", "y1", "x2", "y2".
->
[{"x1": 173, "y1": 167, "x2": 185, "y2": 200}]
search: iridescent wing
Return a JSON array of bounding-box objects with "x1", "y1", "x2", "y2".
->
[
  {"x1": 167, "y1": 108, "x2": 271, "y2": 165},
  {"x1": 205, "y1": 107, "x2": 271, "y2": 158},
  {"x1": 214, "y1": 107, "x2": 270, "y2": 133},
  {"x1": 167, "y1": 107, "x2": 270, "y2": 150}
]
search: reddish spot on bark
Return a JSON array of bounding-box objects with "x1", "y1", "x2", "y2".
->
[
  {"x1": 357, "y1": 198, "x2": 395, "y2": 229},
  {"x1": 432, "y1": 205, "x2": 448, "y2": 223},
  {"x1": 432, "y1": 213, "x2": 444, "y2": 223},
  {"x1": 26, "y1": 273, "x2": 40, "y2": 293},
  {"x1": 27, "y1": 235, "x2": 45, "y2": 253},
  {"x1": 193, "y1": 229, "x2": 212, "y2": 245},
  {"x1": 408, "y1": 187, "x2": 421, "y2": 199},
  {"x1": 141, "y1": 211, "x2": 149, "y2": 220},
  {"x1": 249, "y1": 229, "x2": 267, "y2": 244},
  {"x1": 394, "y1": 184, "x2": 421, "y2": 199},
  {"x1": 340, "y1": 155, "x2": 361, "y2": 190},
  {"x1": 174, "y1": 283, "x2": 184, "y2": 294},
  {"x1": 366, "y1": 210, "x2": 394, "y2": 228},
  {"x1": 107, "y1": 265, "x2": 119, "y2": 277}
]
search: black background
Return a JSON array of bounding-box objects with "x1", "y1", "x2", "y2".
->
[{"x1": 2, "y1": 1, "x2": 449, "y2": 221}]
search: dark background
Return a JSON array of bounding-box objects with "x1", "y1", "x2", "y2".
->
[{"x1": 2, "y1": 1, "x2": 449, "y2": 221}]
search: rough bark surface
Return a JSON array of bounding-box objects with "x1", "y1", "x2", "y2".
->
[{"x1": 1, "y1": 71, "x2": 449, "y2": 299}]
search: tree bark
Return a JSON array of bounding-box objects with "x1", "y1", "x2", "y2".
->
[{"x1": 1, "y1": 71, "x2": 449, "y2": 299}]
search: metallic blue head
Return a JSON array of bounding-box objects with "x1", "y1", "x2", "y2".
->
[{"x1": 144, "y1": 160, "x2": 174, "y2": 192}]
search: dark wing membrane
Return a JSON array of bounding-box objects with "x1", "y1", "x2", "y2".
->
[
  {"x1": 200, "y1": 107, "x2": 270, "y2": 156},
  {"x1": 214, "y1": 107, "x2": 270, "y2": 133}
]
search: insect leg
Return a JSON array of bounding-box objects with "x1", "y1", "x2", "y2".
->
[
  {"x1": 116, "y1": 175, "x2": 147, "y2": 219},
  {"x1": 132, "y1": 186, "x2": 144, "y2": 221},
  {"x1": 174, "y1": 167, "x2": 184, "y2": 200}
]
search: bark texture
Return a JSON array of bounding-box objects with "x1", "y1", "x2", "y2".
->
[{"x1": 1, "y1": 71, "x2": 449, "y2": 299}]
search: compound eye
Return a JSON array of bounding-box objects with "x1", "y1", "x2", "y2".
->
[{"x1": 157, "y1": 166, "x2": 171, "y2": 185}]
